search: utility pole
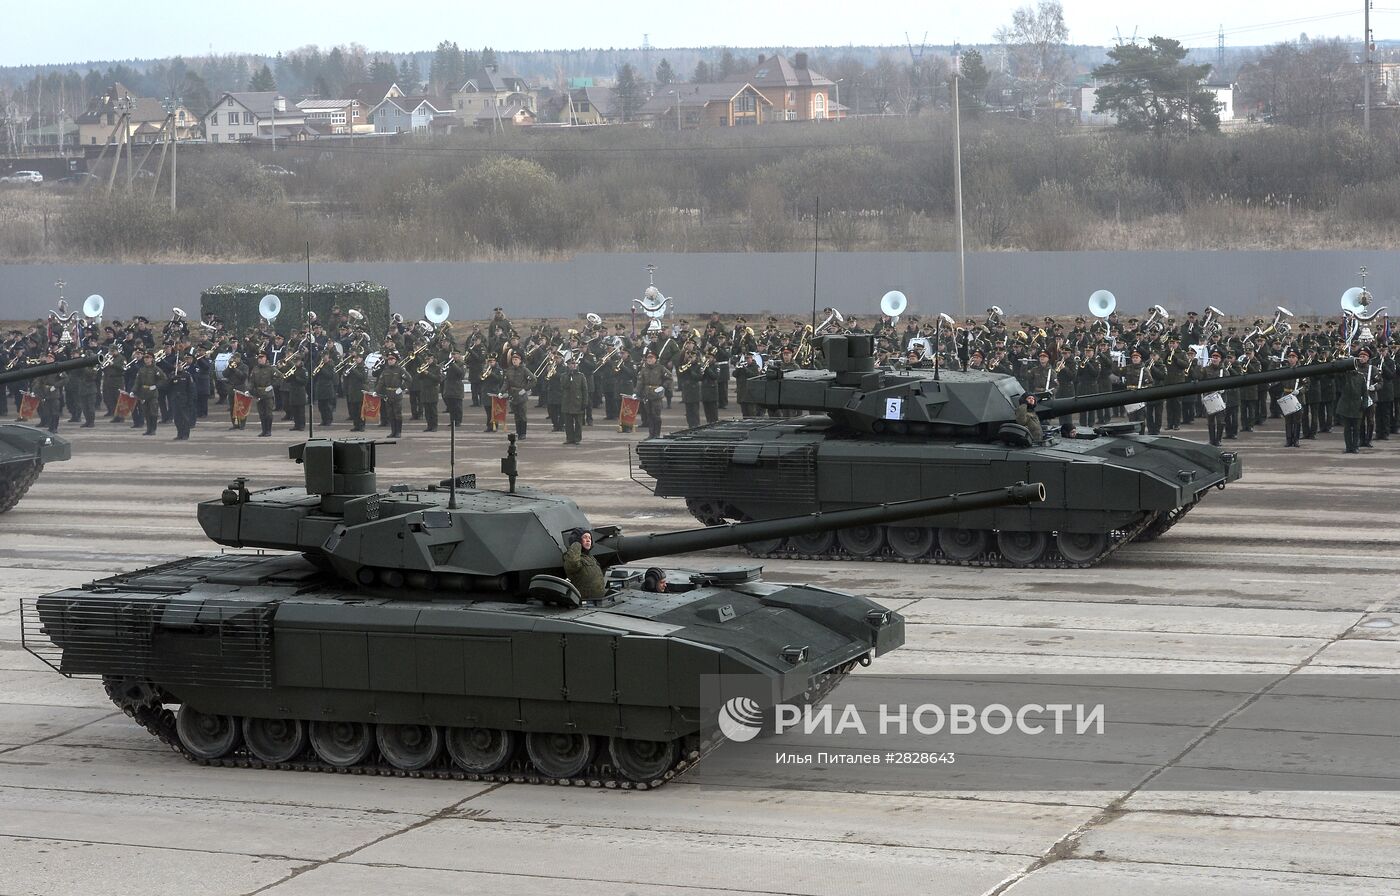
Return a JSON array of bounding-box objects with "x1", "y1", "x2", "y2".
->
[
  {"x1": 1364, "y1": 0, "x2": 1372, "y2": 133},
  {"x1": 951, "y1": 59, "x2": 966, "y2": 320}
]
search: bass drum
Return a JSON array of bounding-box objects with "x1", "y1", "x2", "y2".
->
[{"x1": 214, "y1": 352, "x2": 233, "y2": 380}]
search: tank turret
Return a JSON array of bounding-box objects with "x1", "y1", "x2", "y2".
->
[
  {"x1": 197, "y1": 434, "x2": 1043, "y2": 595},
  {"x1": 0, "y1": 355, "x2": 98, "y2": 514},
  {"x1": 24, "y1": 437, "x2": 1044, "y2": 786},
  {"x1": 742, "y1": 334, "x2": 1352, "y2": 439},
  {"x1": 637, "y1": 335, "x2": 1354, "y2": 569}
]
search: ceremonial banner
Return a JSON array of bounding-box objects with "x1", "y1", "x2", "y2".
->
[
  {"x1": 490, "y1": 393, "x2": 509, "y2": 425},
  {"x1": 231, "y1": 390, "x2": 254, "y2": 422},
  {"x1": 619, "y1": 394, "x2": 640, "y2": 428},
  {"x1": 114, "y1": 390, "x2": 137, "y2": 418},
  {"x1": 17, "y1": 391, "x2": 38, "y2": 421},
  {"x1": 361, "y1": 391, "x2": 382, "y2": 424}
]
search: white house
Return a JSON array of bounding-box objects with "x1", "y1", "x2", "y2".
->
[
  {"x1": 369, "y1": 95, "x2": 451, "y2": 135},
  {"x1": 202, "y1": 92, "x2": 308, "y2": 143},
  {"x1": 295, "y1": 99, "x2": 371, "y2": 134}
]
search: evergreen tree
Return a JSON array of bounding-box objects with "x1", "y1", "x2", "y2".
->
[
  {"x1": 717, "y1": 50, "x2": 738, "y2": 80},
  {"x1": 431, "y1": 40, "x2": 463, "y2": 91},
  {"x1": 615, "y1": 63, "x2": 640, "y2": 122},
  {"x1": 369, "y1": 57, "x2": 398, "y2": 84},
  {"x1": 655, "y1": 58, "x2": 675, "y2": 86},
  {"x1": 397, "y1": 58, "x2": 420, "y2": 93},
  {"x1": 1092, "y1": 37, "x2": 1220, "y2": 135},
  {"x1": 313, "y1": 74, "x2": 331, "y2": 98},
  {"x1": 957, "y1": 50, "x2": 990, "y2": 114},
  {"x1": 691, "y1": 59, "x2": 712, "y2": 83},
  {"x1": 462, "y1": 48, "x2": 482, "y2": 76},
  {"x1": 248, "y1": 64, "x2": 276, "y2": 91},
  {"x1": 481, "y1": 46, "x2": 498, "y2": 68},
  {"x1": 178, "y1": 70, "x2": 212, "y2": 116}
]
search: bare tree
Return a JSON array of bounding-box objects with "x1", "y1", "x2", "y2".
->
[{"x1": 995, "y1": 0, "x2": 1071, "y2": 116}]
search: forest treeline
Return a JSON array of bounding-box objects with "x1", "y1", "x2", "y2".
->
[{"x1": 5, "y1": 114, "x2": 1400, "y2": 263}]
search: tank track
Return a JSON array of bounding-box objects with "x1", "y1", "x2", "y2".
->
[
  {"x1": 1134, "y1": 500, "x2": 1197, "y2": 542},
  {"x1": 0, "y1": 461, "x2": 41, "y2": 514},
  {"x1": 734, "y1": 513, "x2": 1159, "y2": 570},
  {"x1": 101, "y1": 661, "x2": 856, "y2": 790}
]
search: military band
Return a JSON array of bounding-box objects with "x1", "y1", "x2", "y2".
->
[{"x1": 4, "y1": 297, "x2": 1395, "y2": 459}]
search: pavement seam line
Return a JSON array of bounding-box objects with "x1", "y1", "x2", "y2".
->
[
  {"x1": 979, "y1": 608, "x2": 1374, "y2": 896},
  {"x1": 0, "y1": 710, "x2": 120, "y2": 757},
  {"x1": 240, "y1": 782, "x2": 506, "y2": 896}
]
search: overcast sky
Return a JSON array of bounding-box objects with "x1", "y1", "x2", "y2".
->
[{"x1": 1, "y1": 0, "x2": 1374, "y2": 66}]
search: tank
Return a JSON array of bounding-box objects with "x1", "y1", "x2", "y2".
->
[
  {"x1": 636, "y1": 334, "x2": 1355, "y2": 569},
  {"x1": 0, "y1": 356, "x2": 98, "y2": 514},
  {"x1": 21, "y1": 434, "x2": 1042, "y2": 788}
]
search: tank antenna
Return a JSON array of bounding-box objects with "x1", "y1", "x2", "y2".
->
[
  {"x1": 811, "y1": 195, "x2": 819, "y2": 334},
  {"x1": 502, "y1": 433, "x2": 518, "y2": 494},
  {"x1": 306, "y1": 240, "x2": 314, "y2": 440},
  {"x1": 447, "y1": 419, "x2": 458, "y2": 509}
]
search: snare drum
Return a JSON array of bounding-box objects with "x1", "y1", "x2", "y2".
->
[
  {"x1": 1276, "y1": 393, "x2": 1302, "y2": 416},
  {"x1": 1202, "y1": 392, "x2": 1226, "y2": 416}
]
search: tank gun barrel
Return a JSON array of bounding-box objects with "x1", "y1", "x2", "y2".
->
[
  {"x1": 0, "y1": 354, "x2": 100, "y2": 387},
  {"x1": 600, "y1": 482, "x2": 1045, "y2": 563},
  {"x1": 1036, "y1": 358, "x2": 1356, "y2": 420}
]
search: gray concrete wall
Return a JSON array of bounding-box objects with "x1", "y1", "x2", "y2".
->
[{"x1": 0, "y1": 250, "x2": 1388, "y2": 323}]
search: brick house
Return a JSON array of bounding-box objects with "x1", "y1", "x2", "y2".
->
[{"x1": 743, "y1": 52, "x2": 839, "y2": 121}]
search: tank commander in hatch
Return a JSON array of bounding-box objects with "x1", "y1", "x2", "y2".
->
[
  {"x1": 563, "y1": 529, "x2": 606, "y2": 600},
  {"x1": 1016, "y1": 393, "x2": 1044, "y2": 442}
]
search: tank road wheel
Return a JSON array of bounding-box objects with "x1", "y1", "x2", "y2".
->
[
  {"x1": 886, "y1": 525, "x2": 935, "y2": 560},
  {"x1": 684, "y1": 498, "x2": 727, "y2": 527},
  {"x1": 242, "y1": 717, "x2": 308, "y2": 763},
  {"x1": 1056, "y1": 531, "x2": 1110, "y2": 565},
  {"x1": 997, "y1": 530, "x2": 1049, "y2": 568},
  {"x1": 609, "y1": 736, "x2": 679, "y2": 783},
  {"x1": 446, "y1": 727, "x2": 516, "y2": 774},
  {"x1": 738, "y1": 516, "x2": 786, "y2": 555},
  {"x1": 309, "y1": 720, "x2": 375, "y2": 768},
  {"x1": 938, "y1": 527, "x2": 989, "y2": 562},
  {"x1": 175, "y1": 706, "x2": 242, "y2": 760},
  {"x1": 837, "y1": 525, "x2": 886, "y2": 558},
  {"x1": 790, "y1": 531, "x2": 836, "y2": 555},
  {"x1": 377, "y1": 724, "x2": 442, "y2": 771},
  {"x1": 526, "y1": 731, "x2": 595, "y2": 779}
]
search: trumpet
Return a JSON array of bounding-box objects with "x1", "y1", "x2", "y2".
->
[
  {"x1": 592, "y1": 344, "x2": 621, "y2": 374},
  {"x1": 276, "y1": 349, "x2": 303, "y2": 375},
  {"x1": 313, "y1": 350, "x2": 335, "y2": 376}
]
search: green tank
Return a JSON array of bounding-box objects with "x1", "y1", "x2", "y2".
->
[
  {"x1": 636, "y1": 334, "x2": 1354, "y2": 569},
  {"x1": 0, "y1": 356, "x2": 98, "y2": 513},
  {"x1": 22, "y1": 434, "x2": 1041, "y2": 788}
]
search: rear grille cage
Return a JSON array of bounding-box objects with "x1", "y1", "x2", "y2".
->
[
  {"x1": 21, "y1": 595, "x2": 274, "y2": 687},
  {"x1": 636, "y1": 442, "x2": 817, "y2": 502}
]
